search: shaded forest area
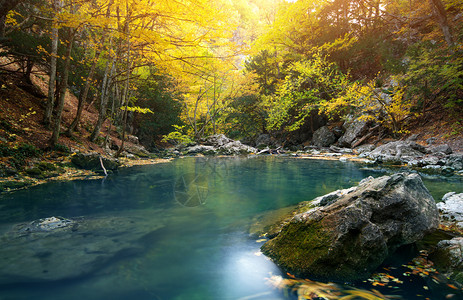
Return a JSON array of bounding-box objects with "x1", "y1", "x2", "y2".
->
[{"x1": 0, "y1": 0, "x2": 462, "y2": 169}]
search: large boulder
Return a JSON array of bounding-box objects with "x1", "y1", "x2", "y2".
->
[
  {"x1": 218, "y1": 140, "x2": 257, "y2": 155},
  {"x1": 337, "y1": 120, "x2": 369, "y2": 148},
  {"x1": 71, "y1": 152, "x2": 121, "y2": 171},
  {"x1": 311, "y1": 126, "x2": 336, "y2": 148},
  {"x1": 204, "y1": 134, "x2": 232, "y2": 147},
  {"x1": 367, "y1": 141, "x2": 426, "y2": 163},
  {"x1": 261, "y1": 173, "x2": 439, "y2": 281},
  {"x1": 0, "y1": 213, "x2": 165, "y2": 284},
  {"x1": 202, "y1": 134, "x2": 257, "y2": 155}
]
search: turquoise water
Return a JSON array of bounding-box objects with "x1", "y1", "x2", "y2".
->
[{"x1": 0, "y1": 156, "x2": 462, "y2": 300}]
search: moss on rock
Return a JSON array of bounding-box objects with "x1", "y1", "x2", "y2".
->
[{"x1": 261, "y1": 220, "x2": 334, "y2": 278}]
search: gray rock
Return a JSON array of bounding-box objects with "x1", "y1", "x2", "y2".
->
[
  {"x1": 126, "y1": 135, "x2": 140, "y2": 145},
  {"x1": 124, "y1": 143, "x2": 150, "y2": 157},
  {"x1": 368, "y1": 141, "x2": 426, "y2": 163},
  {"x1": 429, "y1": 237, "x2": 463, "y2": 284},
  {"x1": 422, "y1": 156, "x2": 440, "y2": 166},
  {"x1": 426, "y1": 137, "x2": 437, "y2": 145},
  {"x1": 330, "y1": 146, "x2": 354, "y2": 154},
  {"x1": 355, "y1": 144, "x2": 375, "y2": 154},
  {"x1": 311, "y1": 126, "x2": 336, "y2": 148},
  {"x1": 218, "y1": 140, "x2": 257, "y2": 155},
  {"x1": 185, "y1": 145, "x2": 216, "y2": 155},
  {"x1": 446, "y1": 154, "x2": 463, "y2": 170},
  {"x1": 261, "y1": 173, "x2": 438, "y2": 281},
  {"x1": 406, "y1": 134, "x2": 420, "y2": 141},
  {"x1": 337, "y1": 120, "x2": 370, "y2": 148},
  {"x1": 0, "y1": 212, "x2": 165, "y2": 284},
  {"x1": 408, "y1": 159, "x2": 423, "y2": 168},
  {"x1": 204, "y1": 134, "x2": 232, "y2": 147},
  {"x1": 428, "y1": 144, "x2": 453, "y2": 155},
  {"x1": 422, "y1": 165, "x2": 444, "y2": 173},
  {"x1": 71, "y1": 152, "x2": 120, "y2": 171},
  {"x1": 437, "y1": 192, "x2": 463, "y2": 222}
]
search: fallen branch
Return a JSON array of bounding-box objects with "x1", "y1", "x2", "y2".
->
[
  {"x1": 99, "y1": 156, "x2": 108, "y2": 176},
  {"x1": 352, "y1": 125, "x2": 380, "y2": 148}
]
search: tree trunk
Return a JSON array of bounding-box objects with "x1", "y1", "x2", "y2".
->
[
  {"x1": 23, "y1": 57, "x2": 33, "y2": 85},
  {"x1": 66, "y1": 0, "x2": 113, "y2": 136},
  {"x1": 115, "y1": 15, "x2": 132, "y2": 157},
  {"x1": 429, "y1": 0, "x2": 454, "y2": 47},
  {"x1": 66, "y1": 47, "x2": 101, "y2": 135},
  {"x1": 49, "y1": 28, "x2": 75, "y2": 147},
  {"x1": 89, "y1": 58, "x2": 113, "y2": 142},
  {"x1": 43, "y1": 0, "x2": 60, "y2": 127}
]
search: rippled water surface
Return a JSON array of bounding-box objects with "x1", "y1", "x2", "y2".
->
[{"x1": 0, "y1": 156, "x2": 462, "y2": 300}]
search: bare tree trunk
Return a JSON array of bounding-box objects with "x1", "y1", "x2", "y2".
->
[
  {"x1": 43, "y1": 0, "x2": 60, "y2": 127},
  {"x1": 49, "y1": 28, "x2": 75, "y2": 147},
  {"x1": 115, "y1": 9, "x2": 132, "y2": 157},
  {"x1": 429, "y1": 0, "x2": 454, "y2": 47},
  {"x1": 89, "y1": 57, "x2": 114, "y2": 142},
  {"x1": 66, "y1": 45, "x2": 101, "y2": 135},
  {"x1": 66, "y1": 0, "x2": 113, "y2": 136}
]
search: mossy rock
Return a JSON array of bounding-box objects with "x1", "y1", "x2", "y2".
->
[
  {"x1": 261, "y1": 220, "x2": 335, "y2": 278},
  {"x1": 261, "y1": 173, "x2": 439, "y2": 282},
  {"x1": 25, "y1": 167, "x2": 43, "y2": 177},
  {"x1": 429, "y1": 237, "x2": 463, "y2": 285},
  {"x1": 71, "y1": 152, "x2": 120, "y2": 171}
]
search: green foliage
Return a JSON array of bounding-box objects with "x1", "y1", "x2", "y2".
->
[
  {"x1": 245, "y1": 50, "x2": 285, "y2": 95},
  {"x1": 15, "y1": 143, "x2": 41, "y2": 158},
  {"x1": 224, "y1": 94, "x2": 266, "y2": 139},
  {"x1": 265, "y1": 54, "x2": 350, "y2": 132},
  {"x1": 133, "y1": 72, "x2": 184, "y2": 146},
  {"x1": 161, "y1": 125, "x2": 194, "y2": 146},
  {"x1": 402, "y1": 45, "x2": 463, "y2": 113}
]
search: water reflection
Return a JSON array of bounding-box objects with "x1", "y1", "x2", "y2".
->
[{"x1": 0, "y1": 157, "x2": 462, "y2": 300}]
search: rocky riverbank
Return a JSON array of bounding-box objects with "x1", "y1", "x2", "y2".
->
[{"x1": 1, "y1": 133, "x2": 462, "y2": 194}]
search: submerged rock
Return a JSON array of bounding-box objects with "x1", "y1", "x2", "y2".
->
[
  {"x1": 261, "y1": 173, "x2": 439, "y2": 281},
  {"x1": 429, "y1": 237, "x2": 463, "y2": 284},
  {"x1": 0, "y1": 212, "x2": 165, "y2": 284}
]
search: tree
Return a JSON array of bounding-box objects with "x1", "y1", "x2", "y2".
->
[
  {"x1": 429, "y1": 0, "x2": 454, "y2": 46},
  {"x1": 43, "y1": 0, "x2": 60, "y2": 127}
]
